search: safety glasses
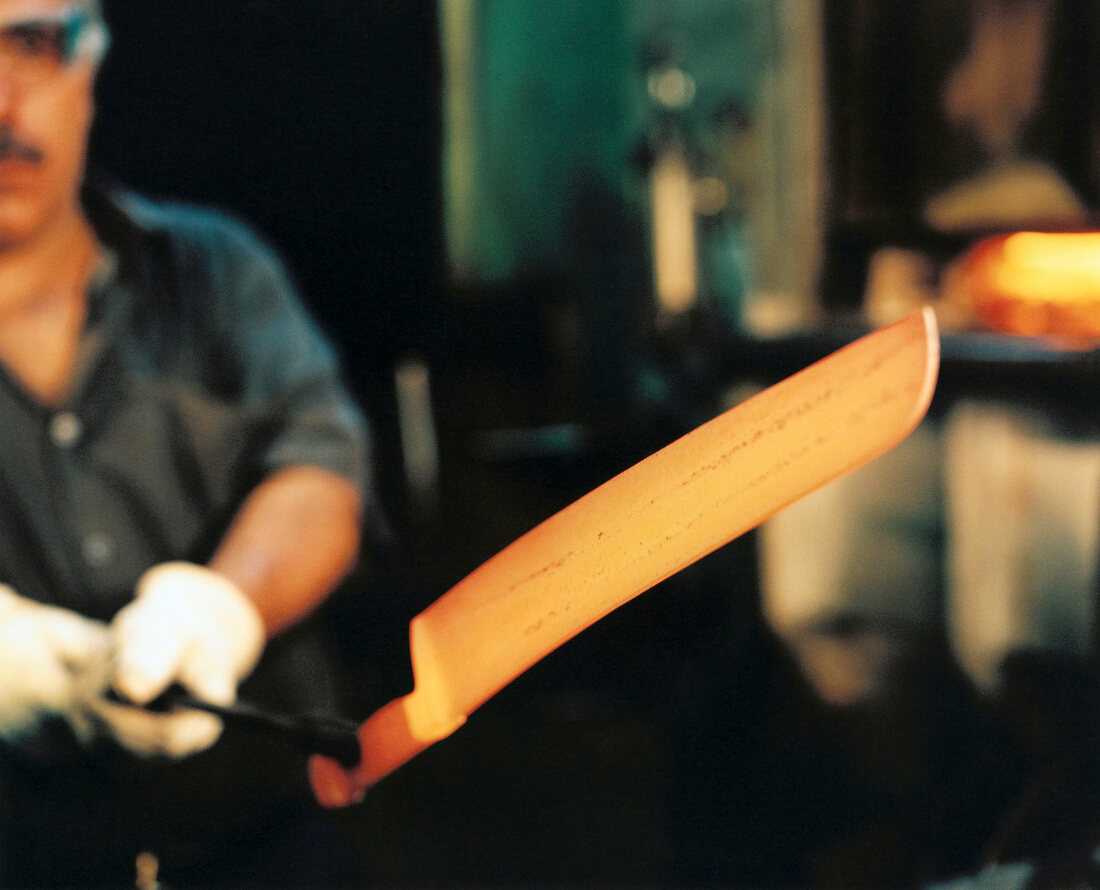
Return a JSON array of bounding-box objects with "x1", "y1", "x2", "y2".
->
[{"x1": 0, "y1": 8, "x2": 108, "y2": 88}]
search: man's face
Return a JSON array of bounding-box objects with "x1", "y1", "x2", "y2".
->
[{"x1": 0, "y1": 0, "x2": 100, "y2": 249}]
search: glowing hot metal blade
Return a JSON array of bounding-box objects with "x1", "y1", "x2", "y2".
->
[{"x1": 310, "y1": 308, "x2": 940, "y2": 806}]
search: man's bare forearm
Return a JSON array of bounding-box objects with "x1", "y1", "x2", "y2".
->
[{"x1": 209, "y1": 465, "x2": 364, "y2": 636}]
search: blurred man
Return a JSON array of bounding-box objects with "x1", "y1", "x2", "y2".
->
[{"x1": 0, "y1": 0, "x2": 370, "y2": 884}]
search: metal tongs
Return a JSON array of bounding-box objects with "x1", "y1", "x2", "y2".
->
[{"x1": 110, "y1": 685, "x2": 362, "y2": 767}]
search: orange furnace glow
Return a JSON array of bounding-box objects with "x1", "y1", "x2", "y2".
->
[{"x1": 959, "y1": 231, "x2": 1100, "y2": 342}]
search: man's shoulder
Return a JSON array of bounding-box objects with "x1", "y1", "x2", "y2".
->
[{"x1": 87, "y1": 182, "x2": 276, "y2": 266}]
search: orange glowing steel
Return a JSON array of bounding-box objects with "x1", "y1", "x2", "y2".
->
[
  {"x1": 309, "y1": 309, "x2": 940, "y2": 807},
  {"x1": 960, "y1": 231, "x2": 1100, "y2": 341}
]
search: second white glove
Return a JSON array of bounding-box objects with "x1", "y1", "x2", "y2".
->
[
  {"x1": 0, "y1": 584, "x2": 111, "y2": 743},
  {"x1": 94, "y1": 562, "x2": 265, "y2": 758}
]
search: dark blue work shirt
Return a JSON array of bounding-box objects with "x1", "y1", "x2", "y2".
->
[{"x1": 0, "y1": 184, "x2": 370, "y2": 621}]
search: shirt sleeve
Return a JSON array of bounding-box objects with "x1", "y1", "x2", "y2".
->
[{"x1": 194, "y1": 215, "x2": 372, "y2": 500}]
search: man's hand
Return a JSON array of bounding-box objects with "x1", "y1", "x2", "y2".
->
[
  {"x1": 92, "y1": 562, "x2": 265, "y2": 758},
  {"x1": 0, "y1": 585, "x2": 112, "y2": 742}
]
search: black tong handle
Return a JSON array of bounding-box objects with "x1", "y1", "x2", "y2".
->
[{"x1": 108, "y1": 686, "x2": 362, "y2": 767}]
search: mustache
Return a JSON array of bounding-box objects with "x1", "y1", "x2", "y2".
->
[{"x1": 0, "y1": 129, "x2": 44, "y2": 164}]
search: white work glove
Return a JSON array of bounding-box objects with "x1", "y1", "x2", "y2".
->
[
  {"x1": 92, "y1": 562, "x2": 265, "y2": 758},
  {"x1": 0, "y1": 584, "x2": 112, "y2": 743}
]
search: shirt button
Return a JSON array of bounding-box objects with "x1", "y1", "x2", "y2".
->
[
  {"x1": 82, "y1": 533, "x2": 115, "y2": 568},
  {"x1": 49, "y1": 412, "x2": 83, "y2": 447}
]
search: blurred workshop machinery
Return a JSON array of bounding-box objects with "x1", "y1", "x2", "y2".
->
[{"x1": 399, "y1": 2, "x2": 1100, "y2": 886}]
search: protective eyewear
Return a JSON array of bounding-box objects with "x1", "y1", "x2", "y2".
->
[{"x1": 0, "y1": 9, "x2": 108, "y2": 87}]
